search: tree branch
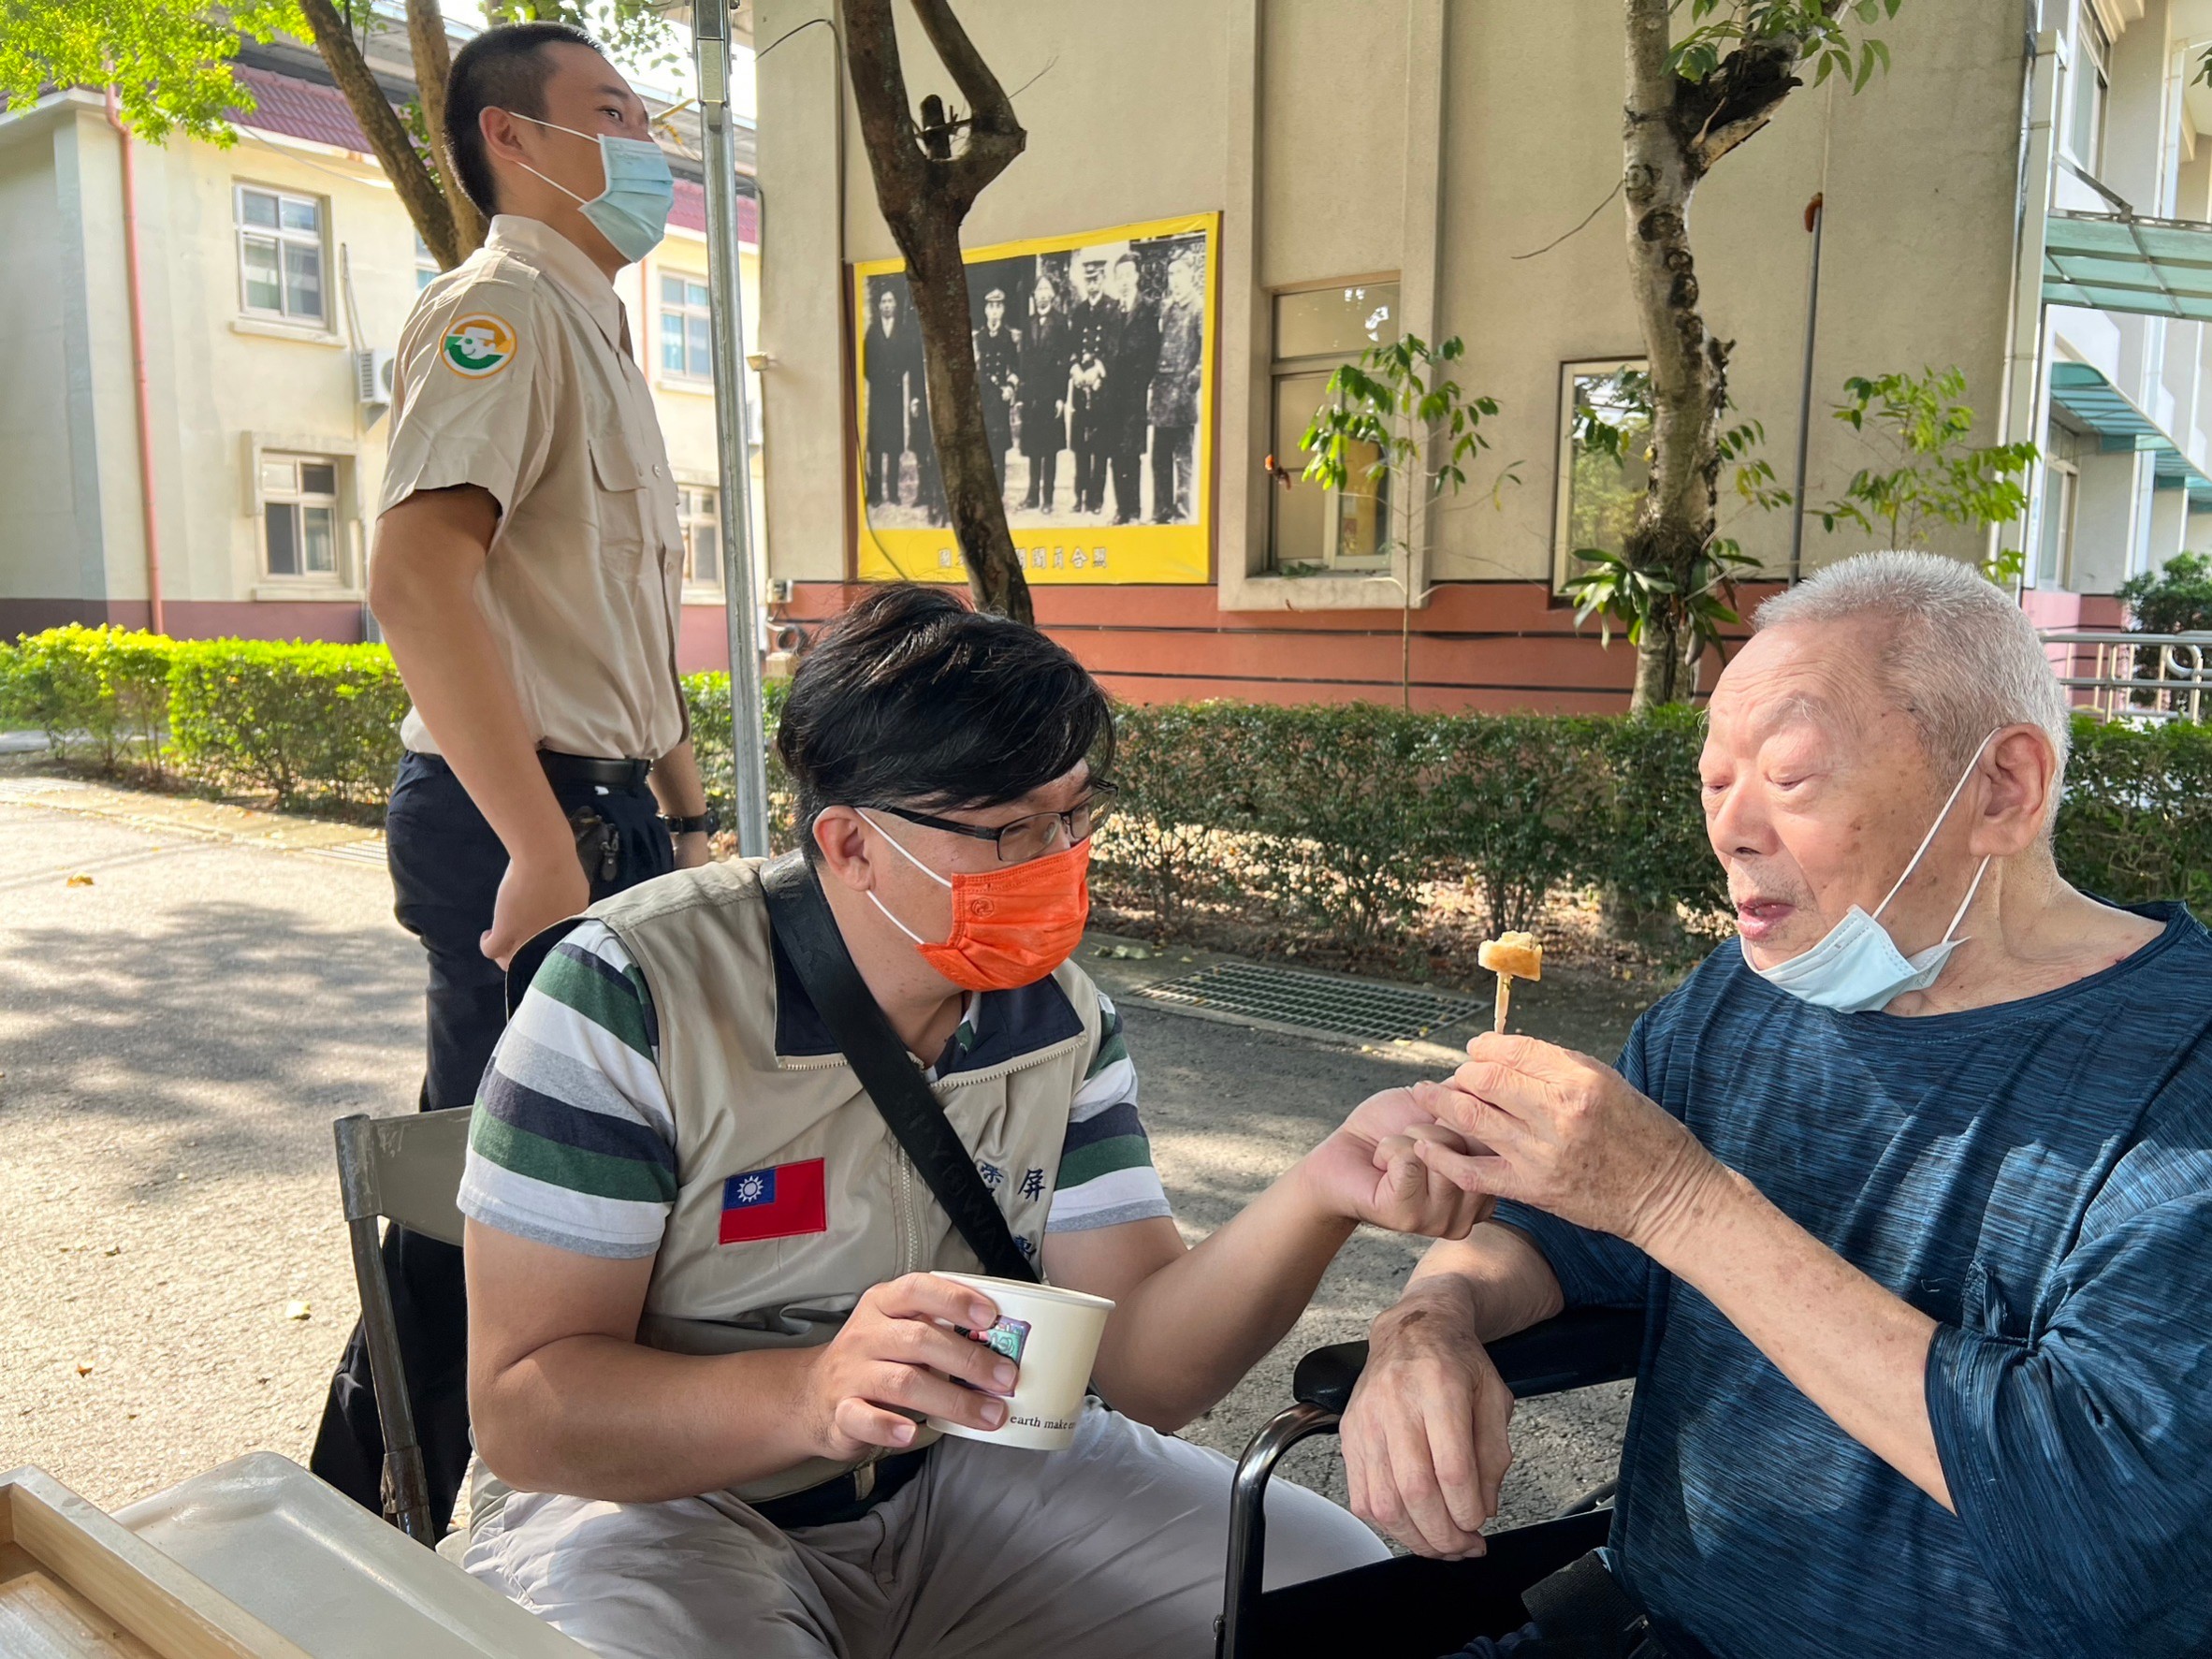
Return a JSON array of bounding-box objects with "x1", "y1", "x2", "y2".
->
[
  {"x1": 1685, "y1": 0, "x2": 1847, "y2": 173},
  {"x1": 906, "y1": 0, "x2": 1026, "y2": 210},
  {"x1": 297, "y1": 0, "x2": 462, "y2": 267},
  {"x1": 404, "y1": 0, "x2": 485, "y2": 262},
  {"x1": 837, "y1": 0, "x2": 927, "y2": 217}
]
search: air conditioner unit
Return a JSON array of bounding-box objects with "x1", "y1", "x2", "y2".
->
[{"x1": 354, "y1": 347, "x2": 398, "y2": 409}]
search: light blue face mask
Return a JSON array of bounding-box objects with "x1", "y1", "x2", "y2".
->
[
  {"x1": 1744, "y1": 731, "x2": 1997, "y2": 1014},
  {"x1": 507, "y1": 111, "x2": 675, "y2": 265}
]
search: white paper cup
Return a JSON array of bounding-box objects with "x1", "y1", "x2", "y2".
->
[{"x1": 924, "y1": 1273, "x2": 1114, "y2": 1451}]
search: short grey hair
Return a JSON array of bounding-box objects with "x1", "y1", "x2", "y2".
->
[{"x1": 1753, "y1": 551, "x2": 2072, "y2": 793}]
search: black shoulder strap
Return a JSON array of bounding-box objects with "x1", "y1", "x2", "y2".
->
[{"x1": 759, "y1": 851, "x2": 1039, "y2": 1284}]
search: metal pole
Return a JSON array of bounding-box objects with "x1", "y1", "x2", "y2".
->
[
  {"x1": 1788, "y1": 193, "x2": 1825, "y2": 585},
  {"x1": 694, "y1": 0, "x2": 773, "y2": 857}
]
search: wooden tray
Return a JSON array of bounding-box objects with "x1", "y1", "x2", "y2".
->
[{"x1": 0, "y1": 1467, "x2": 309, "y2": 1659}]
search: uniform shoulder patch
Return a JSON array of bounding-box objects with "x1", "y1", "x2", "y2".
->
[{"x1": 442, "y1": 312, "x2": 520, "y2": 379}]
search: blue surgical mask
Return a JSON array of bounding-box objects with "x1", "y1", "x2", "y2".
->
[
  {"x1": 1745, "y1": 731, "x2": 1997, "y2": 1015},
  {"x1": 507, "y1": 112, "x2": 675, "y2": 265}
]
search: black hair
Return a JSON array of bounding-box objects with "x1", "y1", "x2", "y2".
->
[
  {"x1": 444, "y1": 22, "x2": 603, "y2": 218},
  {"x1": 778, "y1": 586, "x2": 1115, "y2": 848}
]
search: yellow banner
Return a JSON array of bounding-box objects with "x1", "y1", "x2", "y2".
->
[{"x1": 853, "y1": 212, "x2": 1218, "y2": 586}]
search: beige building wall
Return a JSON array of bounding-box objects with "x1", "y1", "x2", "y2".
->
[
  {"x1": 755, "y1": 0, "x2": 2027, "y2": 608},
  {"x1": 0, "y1": 89, "x2": 760, "y2": 667}
]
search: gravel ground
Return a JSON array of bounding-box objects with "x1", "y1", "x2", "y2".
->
[{"x1": 1, "y1": 777, "x2": 1641, "y2": 1535}]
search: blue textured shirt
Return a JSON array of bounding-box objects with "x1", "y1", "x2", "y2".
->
[{"x1": 1496, "y1": 903, "x2": 2212, "y2": 1659}]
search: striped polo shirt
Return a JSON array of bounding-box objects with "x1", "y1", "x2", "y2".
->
[{"x1": 459, "y1": 921, "x2": 1172, "y2": 1259}]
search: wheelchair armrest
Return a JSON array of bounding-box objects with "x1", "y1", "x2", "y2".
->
[{"x1": 1291, "y1": 1307, "x2": 1643, "y2": 1416}]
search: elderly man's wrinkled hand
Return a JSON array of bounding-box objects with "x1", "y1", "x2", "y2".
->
[
  {"x1": 1409, "y1": 1034, "x2": 1723, "y2": 1250},
  {"x1": 1341, "y1": 1285, "x2": 1515, "y2": 1559}
]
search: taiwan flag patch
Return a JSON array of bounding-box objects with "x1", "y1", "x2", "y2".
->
[{"x1": 719, "y1": 1159, "x2": 828, "y2": 1244}]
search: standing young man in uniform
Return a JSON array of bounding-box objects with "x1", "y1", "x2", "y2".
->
[
  {"x1": 972, "y1": 285, "x2": 1020, "y2": 495},
  {"x1": 456, "y1": 587, "x2": 1489, "y2": 1656},
  {"x1": 310, "y1": 22, "x2": 715, "y2": 1532}
]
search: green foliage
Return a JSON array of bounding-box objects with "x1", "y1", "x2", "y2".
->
[
  {"x1": 0, "y1": 624, "x2": 173, "y2": 770},
  {"x1": 1817, "y1": 367, "x2": 2038, "y2": 575},
  {"x1": 1095, "y1": 697, "x2": 2205, "y2": 966},
  {"x1": 1561, "y1": 371, "x2": 1771, "y2": 672},
  {"x1": 680, "y1": 671, "x2": 794, "y2": 847},
  {"x1": 167, "y1": 639, "x2": 410, "y2": 807},
  {"x1": 2116, "y1": 552, "x2": 2212, "y2": 635},
  {"x1": 0, "y1": 0, "x2": 299, "y2": 143},
  {"x1": 2052, "y1": 717, "x2": 2212, "y2": 914},
  {"x1": 1668, "y1": 0, "x2": 1899, "y2": 91},
  {"x1": 1302, "y1": 335, "x2": 1500, "y2": 507},
  {"x1": 484, "y1": 0, "x2": 681, "y2": 77},
  {"x1": 1298, "y1": 334, "x2": 1518, "y2": 708},
  {"x1": 8, "y1": 631, "x2": 2205, "y2": 957}
]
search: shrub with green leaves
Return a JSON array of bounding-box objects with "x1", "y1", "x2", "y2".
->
[
  {"x1": 167, "y1": 640, "x2": 409, "y2": 807},
  {"x1": 681, "y1": 671, "x2": 794, "y2": 846},
  {"x1": 2053, "y1": 716, "x2": 2212, "y2": 914},
  {"x1": 0, "y1": 624, "x2": 174, "y2": 770}
]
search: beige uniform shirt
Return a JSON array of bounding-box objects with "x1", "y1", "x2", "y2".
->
[{"x1": 379, "y1": 215, "x2": 687, "y2": 761}]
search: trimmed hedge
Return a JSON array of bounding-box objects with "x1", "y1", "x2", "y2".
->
[
  {"x1": 168, "y1": 640, "x2": 408, "y2": 806},
  {"x1": 6, "y1": 630, "x2": 2207, "y2": 941}
]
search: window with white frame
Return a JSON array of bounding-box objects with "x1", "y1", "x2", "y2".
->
[
  {"x1": 1554, "y1": 358, "x2": 1652, "y2": 590},
  {"x1": 2037, "y1": 421, "x2": 2085, "y2": 589},
  {"x1": 678, "y1": 485, "x2": 721, "y2": 587},
  {"x1": 2067, "y1": 7, "x2": 2110, "y2": 176},
  {"x1": 1267, "y1": 281, "x2": 1399, "y2": 573},
  {"x1": 260, "y1": 455, "x2": 342, "y2": 580},
  {"x1": 236, "y1": 185, "x2": 327, "y2": 324},
  {"x1": 415, "y1": 231, "x2": 440, "y2": 292},
  {"x1": 661, "y1": 273, "x2": 713, "y2": 379}
]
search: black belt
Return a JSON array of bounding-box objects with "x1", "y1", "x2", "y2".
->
[
  {"x1": 750, "y1": 1446, "x2": 929, "y2": 1531},
  {"x1": 538, "y1": 750, "x2": 652, "y2": 790}
]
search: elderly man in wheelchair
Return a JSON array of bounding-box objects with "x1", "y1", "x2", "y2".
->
[{"x1": 1227, "y1": 553, "x2": 2212, "y2": 1659}]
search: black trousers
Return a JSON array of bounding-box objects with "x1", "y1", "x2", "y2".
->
[
  {"x1": 1152, "y1": 423, "x2": 1195, "y2": 522},
  {"x1": 1109, "y1": 430, "x2": 1144, "y2": 523},
  {"x1": 309, "y1": 751, "x2": 674, "y2": 1529}
]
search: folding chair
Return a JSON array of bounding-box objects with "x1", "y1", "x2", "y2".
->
[
  {"x1": 332, "y1": 1107, "x2": 473, "y2": 1546},
  {"x1": 1216, "y1": 1306, "x2": 1644, "y2": 1659}
]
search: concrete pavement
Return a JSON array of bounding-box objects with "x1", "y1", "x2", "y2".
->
[{"x1": 1, "y1": 778, "x2": 1633, "y2": 1535}]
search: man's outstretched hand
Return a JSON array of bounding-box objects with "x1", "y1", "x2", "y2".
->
[
  {"x1": 1411, "y1": 1034, "x2": 1724, "y2": 1253},
  {"x1": 1297, "y1": 1086, "x2": 1493, "y2": 1241}
]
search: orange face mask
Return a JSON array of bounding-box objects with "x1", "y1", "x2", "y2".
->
[{"x1": 863, "y1": 812, "x2": 1092, "y2": 991}]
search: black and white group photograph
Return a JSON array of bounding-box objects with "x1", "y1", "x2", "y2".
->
[{"x1": 857, "y1": 224, "x2": 1211, "y2": 538}]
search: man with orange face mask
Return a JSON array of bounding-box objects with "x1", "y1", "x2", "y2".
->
[{"x1": 449, "y1": 585, "x2": 1488, "y2": 1657}]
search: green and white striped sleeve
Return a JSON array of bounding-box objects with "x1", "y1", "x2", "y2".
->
[
  {"x1": 457, "y1": 921, "x2": 677, "y2": 1259},
  {"x1": 1044, "y1": 991, "x2": 1173, "y2": 1233}
]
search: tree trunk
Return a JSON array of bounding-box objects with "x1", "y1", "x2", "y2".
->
[
  {"x1": 839, "y1": 0, "x2": 1033, "y2": 621},
  {"x1": 404, "y1": 0, "x2": 487, "y2": 262},
  {"x1": 298, "y1": 0, "x2": 465, "y2": 269},
  {"x1": 1618, "y1": 0, "x2": 1842, "y2": 711},
  {"x1": 1621, "y1": 0, "x2": 1724, "y2": 713}
]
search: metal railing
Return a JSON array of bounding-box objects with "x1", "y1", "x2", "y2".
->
[{"x1": 2039, "y1": 630, "x2": 2212, "y2": 724}]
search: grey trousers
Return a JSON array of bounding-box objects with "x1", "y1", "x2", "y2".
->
[{"x1": 462, "y1": 1404, "x2": 1387, "y2": 1659}]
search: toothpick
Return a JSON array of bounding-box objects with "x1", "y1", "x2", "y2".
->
[{"x1": 1493, "y1": 971, "x2": 1513, "y2": 1036}]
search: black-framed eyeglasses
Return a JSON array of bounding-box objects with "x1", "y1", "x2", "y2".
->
[{"x1": 866, "y1": 784, "x2": 1118, "y2": 864}]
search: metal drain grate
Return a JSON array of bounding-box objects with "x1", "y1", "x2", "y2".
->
[
  {"x1": 1134, "y1": 961, "x2": 1481, "y2": 1042},
  {"x1": 310, "y1": 837, "x2": 388, "y2": 866}
]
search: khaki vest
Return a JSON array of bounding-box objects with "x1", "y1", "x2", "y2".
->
[{"x1": 590, "y1": 858, "x2": 1104, "y2": 1500}]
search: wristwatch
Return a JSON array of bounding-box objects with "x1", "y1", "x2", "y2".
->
[{"x1": 659, "y1": 810, "x2": 719, "y2": 837}]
